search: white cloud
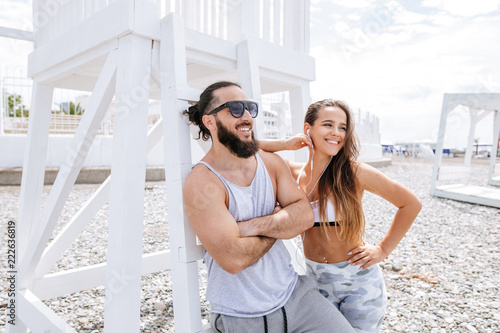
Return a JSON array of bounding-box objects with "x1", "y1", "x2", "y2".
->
[
  {"x1": 310, "y1": 2, "x2": 500, "y2": 146},
  {"x1": 421, "y1": 0, "x2": 442, "y2": 8},
  {"x1": 393, "y1": 10, "x2": 428, "y2": 24},
  {"x1": 428, "y1": 12, "x2": 457, "y2": 26},
  {"x1": 441, "y1": 0, "x2": 499, "y2": 16},
  {"x1": 0, "y1": 1, "x2": 32, "y2": 30},
  {"x1": 347, "y1": 14, "x2": 362, "y2": 21},
  {"x1": 324, "y1": 0, "x2": 375, "y2": 8},
  {"x1": 334, "y1": 21, "x2": 350, "y2": 33}
]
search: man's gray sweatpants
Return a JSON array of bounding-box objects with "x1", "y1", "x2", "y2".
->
[{"x1": 210, "y1": 274, "x2": 355, "y2": 332}]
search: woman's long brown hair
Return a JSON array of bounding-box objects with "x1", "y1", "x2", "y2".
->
[{"x1": 304, "y1": 99, "x2": 365, "y2": 244}]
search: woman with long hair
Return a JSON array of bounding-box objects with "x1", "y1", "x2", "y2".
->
[{"x1": 260, "y1": 99, "x2": 422, "y2": 332}]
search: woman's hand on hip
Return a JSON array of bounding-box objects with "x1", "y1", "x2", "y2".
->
[{"x1": 346, "y1": 243, "x2": 388, "y2": 269}]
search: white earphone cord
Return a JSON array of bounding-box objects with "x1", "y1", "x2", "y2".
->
[
  {"x1": 296, "y1": 154, "x2": 332, "y2": 272},
  {"x1": 306, "y1": 155, "x2": 332, "y2": 198}
]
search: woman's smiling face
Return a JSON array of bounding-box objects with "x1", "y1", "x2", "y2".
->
[{"x1": 308, "y1": 106, "x2": 347, "y2": 157}]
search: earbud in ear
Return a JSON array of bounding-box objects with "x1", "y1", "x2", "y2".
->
[{"x1": 306, "y1": 128, "x2": 315, "y2": 154}]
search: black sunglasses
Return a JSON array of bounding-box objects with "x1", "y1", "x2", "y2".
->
[{"x1": 208, "y1": 100, "x2": 259, "y2": 118}]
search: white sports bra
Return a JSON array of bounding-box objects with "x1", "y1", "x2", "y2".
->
[{"x1": 296, "y1": 163, "x2": 340, "y2": 227}]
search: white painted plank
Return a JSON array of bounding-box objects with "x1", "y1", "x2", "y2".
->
[
  {"x1": 103, "y1": 34, "x2": 152, "y2": 332},
  {"x1": 179, "y1": 33, "x2": 314, "y2": 84},
  {"x1": 488, "y1": 111, "x2": 500, "y2": 186},
  {"x1": 273, "y1": 0, "x2": 282, "y2": 45},
  {"x1": 179, "y1": 244, "x2": 206, "y2": 263},
  {"x1": 437, "y1": 166, "x2": 471, "y2": 182},
  {"x1": 283, "y1": 0, "x2": 293, "y2": 49},
  {"x1": 283, "y1": 238, "x2": 306, "y2": 275},
  {"x1": 19, "y1": 51, "x2": 118, "y2": 289},
  {"x1": 29, "y1": 1, "x2": 130, "y2": 78},
  {"x1": 219, "y1": 0, "x2": 226, "y2": 38},
  {"x1": 211, "y1": 0, "x2": 218, "y2": 36},
  {"x1": 289, "y1": 83, "x2": 311, "y2": 163},
  {"x1": 241, "y1": 0, "x2": 260, "y2": 38},
  {"x1": 17, "y1": 82, "x2": 54, "y2": 263},
  {"x1": 33, "y1": 251, "x2": 171, "y2": 300},
  {"x1": 464, "y1": 110, "x2": 484, "y2": 167},
  {"x1": 254, "y1": 38, "x2": 315, "y2": 81},
  {"x1": 161, "y1": 13, "x2": 204, "y2": 333},
  {"x1": 0, "y1": 26, "x2": 35, "y2": 41},
  {"x1": 17, "y1": 289, "x2": 76, "y2": 333},
  {"x1": 237, "y1": 38, "x2": 263, "y2": 137},
  {"x1": 435, "y1": 185, "x2": 500, "y2": 208},
  {"x1": 134, "y1": 0, "x2": 161, "y2": 39},
  {"x1": 303, "y1": 0, "x2": 311, "y2": 53},
  {"x1": 262, "y1": 0, "x2": 271, "y2": 42},
  {"x1": 32, "y1": 40, "x2": 118, "y2": 86},
  {"x1": 36, "y1": 115, "x2": 165, "y2": 280},
  {"x1": 182, "y1": 0, "x2": 196, "y2": 29},
  {"x1": 430, "y1": 94, "x2": 451, "y2": 194},
  {"x1": 449, "y1": 93, "x2": 500, "y2": 111},
  {"x1": 35, "y1": 178, "x2": 111, "y2": 278}
]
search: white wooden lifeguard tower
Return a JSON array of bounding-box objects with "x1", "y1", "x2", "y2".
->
[
  {"x1": 5, "y1": 0, "x2": 314, "y2": 332},
  {"x1": 430, "y1": 93, "x2": 500, "y2": 208}
]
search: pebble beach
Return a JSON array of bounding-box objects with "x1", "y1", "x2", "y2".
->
[{"x1": 1, "y1": 157, "x2": 499, "y2": 332}]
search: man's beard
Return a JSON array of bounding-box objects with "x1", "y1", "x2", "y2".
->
[{"x1": 215, "y1": 117, "x2": 259, "y2": 158}]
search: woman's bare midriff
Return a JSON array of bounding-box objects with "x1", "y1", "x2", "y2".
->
[{"x1": 302, "y1": 226, "x2": 363, "y2": 263}]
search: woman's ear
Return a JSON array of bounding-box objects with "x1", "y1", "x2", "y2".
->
[{"x1": 304, "y1": 123, "x2": 311, "y2": 136}]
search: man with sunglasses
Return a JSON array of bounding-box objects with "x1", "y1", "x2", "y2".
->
[{"x1": 182, "y1": 81, "x2": 354, "y2": 332}]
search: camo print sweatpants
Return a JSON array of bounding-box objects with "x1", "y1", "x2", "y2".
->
[{"x1": 305, "y1": 258, "x2": 387, "y2": 333}]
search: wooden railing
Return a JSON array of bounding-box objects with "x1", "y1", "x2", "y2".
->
[
  {"x1": 2, "y1": 113, "x2": 160, "y2": 135},
  {"x1": 34, "y1": 0, "x2": 310, "y2": 53},
  {"x1": 36, "y1": 0, "x2": 119, "y2": 45}
]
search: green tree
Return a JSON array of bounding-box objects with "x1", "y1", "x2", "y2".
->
[
  {"x1": 6, "y1": 94, "x2": 29, "y2": 117},
  {"x1": 57, "y1": 101, "x2": 84, "y2": 115}
]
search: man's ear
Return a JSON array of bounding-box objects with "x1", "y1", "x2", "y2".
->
[{"x1": 202, "y1": 114, "x2": 216, "y2": 131}]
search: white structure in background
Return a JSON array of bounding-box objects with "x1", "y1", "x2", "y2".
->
[
  {"x1": 1, "y1": 82, "x2": 291, "y2": 166},
  {"x1": 261, "y1": 91, "x2": 290, "y2": 139},
  {"x1": 353, "y1": 108, "x2": 383, "y2": 162},
  {"x1": 1, "y1": 64, "x2": 385, "y2": 168},
  {"x1": 431, "y1": 93, "x2": 500, "y2": 208},
  {"x1": 0, "y1": 0, "x2": 315, "y2": 332}
]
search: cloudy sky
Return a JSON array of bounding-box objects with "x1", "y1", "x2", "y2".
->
[
  {"x1": 308, "y1": 0, "x2": 500, "y2": 147},
  {"x1": 1, "y1": 0, "x2": 499, "y2": 148}
]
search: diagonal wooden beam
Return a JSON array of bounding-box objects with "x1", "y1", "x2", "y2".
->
[
  {"x1": 17, "y1": 289, "x2": 76, "y2": 332},
  {"x1": 35, "y1": 178, "x2": 111, "y2": 278},
  {"x1": 19, "y1": 50, "x2": 118, "y2": 289},
  {"x1": 0, "y1": 26, "x2": 35, "y2": 41},
  {"x1": 36, "y1": 118, "x2": 165, "y2": 279}
]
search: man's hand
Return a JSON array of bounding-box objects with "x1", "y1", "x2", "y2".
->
[{"x1": 236, "y1": 152, "x2": 313, "y2": 239}]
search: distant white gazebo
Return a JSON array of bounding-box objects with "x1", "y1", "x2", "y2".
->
[
  {"x1": 1, "y1": 1, "x2": 314, "y2": 332},
  {"x1": 430, "y1": 93, "x2": 500, "y2": 208}
]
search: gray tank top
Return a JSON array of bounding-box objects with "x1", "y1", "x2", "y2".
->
[{"x1": 196, "y1": 153, "x2": 298, "y2": 317}]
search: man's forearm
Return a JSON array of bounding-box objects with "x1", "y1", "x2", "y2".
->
[
  {"x1": 238, "y1": 199, "x2": 313, "y2": 239},
  {"x1": 218, "y1": 235, "x2": 276, "y2": 274}
]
